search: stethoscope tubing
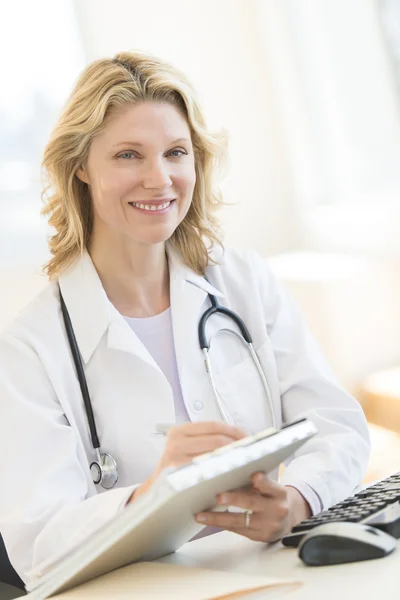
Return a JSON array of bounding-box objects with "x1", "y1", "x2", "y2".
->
[
  {"x1": 59, "y1": 281, "x2": 276, "y2": 489},
  {"x1": 199, "y1": 291, "x2": 276, "y2": 429},
  {"x1": 59, "y1": 290, "x2": 101, "y2": 450},
  {"x1": 198, "y1": 297, "x2": 253, "y2": 347},
  {"x1": 60, "y1": 287, "x2": 119, "y2": 489}
]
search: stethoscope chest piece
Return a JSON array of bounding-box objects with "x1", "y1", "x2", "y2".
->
[{"x1": 90, "y1": 453, "x2": 119, "y2": 489}]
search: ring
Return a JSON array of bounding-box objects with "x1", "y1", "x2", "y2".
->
[{"x1": 244, "y1": 509, "x2": 252, "y2": 529}]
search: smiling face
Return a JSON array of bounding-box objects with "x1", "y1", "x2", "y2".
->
[{"x1": 77, "y1": 101, "x2": 196, "y2": 250}]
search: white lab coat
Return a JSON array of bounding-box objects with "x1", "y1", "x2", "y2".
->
[{"x1": 0, "y1": 245, "x2": 370, "y2": 582}]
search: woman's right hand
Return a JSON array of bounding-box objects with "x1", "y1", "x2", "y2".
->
[{"x1": 129, "y1": 421, "x2": 246, "y2": 503}]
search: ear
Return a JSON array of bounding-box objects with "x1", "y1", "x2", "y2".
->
[{"x1": 76, "y1": 166, "x2": 90, "y2": 185}]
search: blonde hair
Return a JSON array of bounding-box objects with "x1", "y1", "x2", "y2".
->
[{"x1": 41, "y1": 50, "x2": 227, "y2": 279}]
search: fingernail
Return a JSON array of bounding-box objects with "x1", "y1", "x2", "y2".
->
[
  {"x1": 196, "y1": 514, "x2": 207, "y2": 522},
  {"x1": 218, "y1": 495, "x2": 228, "y2": 504}
]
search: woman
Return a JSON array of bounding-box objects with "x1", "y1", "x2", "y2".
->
[{"x1": 0, "y1": 51, "x2": 370, "y2": 584}]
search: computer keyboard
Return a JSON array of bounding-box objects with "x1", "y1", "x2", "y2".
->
[{"x1": 282, "y1": 472, "x2": 400, "y2": 547}]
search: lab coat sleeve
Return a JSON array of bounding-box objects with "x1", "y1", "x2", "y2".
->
[
  {"x1": 256, "y1": 256, "x2": 371, "y2": 511},
  {"x1": 285, "y1": 480, "x2": 322, "y2": 516},
  {"x1": 0, "y1": 332, "x2": 137, "y2": 583}
]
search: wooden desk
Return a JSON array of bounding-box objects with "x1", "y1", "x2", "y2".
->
[{"x1": 158, "y1": 530, "x2": 400, "y2": 599}]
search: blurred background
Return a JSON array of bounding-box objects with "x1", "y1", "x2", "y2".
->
[{"x1": 1, "y1": 0, "x2": 400, "y2": 480}]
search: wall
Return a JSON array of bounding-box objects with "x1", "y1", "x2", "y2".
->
[
  {"x1": 73, "y1": 0, "x2": 300, "y2": 258},
  {"x1": 269, "y1": 252, "x2": 400, "y2": 390},
  {"x1": 1, "y1": 0, "x2": 399, "y2": 391}
]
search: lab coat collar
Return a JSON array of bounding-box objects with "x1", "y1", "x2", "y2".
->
[
  {"x1": 57, "y1": 243, "x2": 224, "y2": 365},
  {"x1": 166, "y1": 243, "x2": 224, "y2": 299}
]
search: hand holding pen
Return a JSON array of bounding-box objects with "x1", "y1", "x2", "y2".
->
[{"x1": 129, "y1": 421, "x2": 246, "y2": 503}]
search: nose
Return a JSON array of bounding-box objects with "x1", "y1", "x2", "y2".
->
[{"x1": 142, "y1": 157, "x2": 172, "y2": 190}]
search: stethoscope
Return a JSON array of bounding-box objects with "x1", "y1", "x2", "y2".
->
[{"x1": 59, "y1": 284, "x2": 276, "y2": 490}]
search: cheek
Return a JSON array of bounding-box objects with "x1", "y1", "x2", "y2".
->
[
  {"x1": 90, "y1": 170, "x2": 139, "y2": 209},
  {"x1": 176, "y1": 166, "x2": 196, "y2": 197}
]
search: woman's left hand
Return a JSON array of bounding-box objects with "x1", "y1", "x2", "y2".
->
[{"x1": 195, "y1": 473, "x2": 311, "y2": 542}]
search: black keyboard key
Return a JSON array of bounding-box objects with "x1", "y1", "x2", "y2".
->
[{"x1": 281, "y1": 473, "x2": 400, "y2": 548}]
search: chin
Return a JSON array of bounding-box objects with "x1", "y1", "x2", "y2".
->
[{"x1": 130, "y1": 226, "x2": 178, "y2": 246}]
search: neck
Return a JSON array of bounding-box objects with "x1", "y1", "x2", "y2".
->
[{"x1": 89, "y1": 232, "x2": 170, "y2": 318}]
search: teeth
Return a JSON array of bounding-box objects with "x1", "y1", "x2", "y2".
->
[{"x1": 131, "y1": 201, "x2": 171, "y2": 211}]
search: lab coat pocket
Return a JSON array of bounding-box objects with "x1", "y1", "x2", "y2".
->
[{"x1": 212, "y1": 338, "x2": 280, "y2": 433}]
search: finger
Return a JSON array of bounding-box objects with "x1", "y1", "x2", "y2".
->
[
  {"x1": 168, "y1": 433, "x2": 244, "y2": 459},
  {"x1": 195, "y1": 510, "x2": 259, "y2": 531},
  {"x1": 217, "y1": 490, "x2": 267, "y2": 513},
  {"x1": 195, "y1": 510, "x2": 286, "y2": 543},
  {"x1": 251, "y1": 473, "x2": 286, "y2": 499},
  {"x1": 170, "y1": 421, "x2": 246, "y2": 440}
]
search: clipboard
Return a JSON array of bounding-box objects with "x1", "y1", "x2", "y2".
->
[{"x1": 28, "y1": 418, "x2": 317, "y2": 599}]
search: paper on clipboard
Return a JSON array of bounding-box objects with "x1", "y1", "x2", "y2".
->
[{"x1": 49, "y1": 561, "x2": 301, "y2": 599}]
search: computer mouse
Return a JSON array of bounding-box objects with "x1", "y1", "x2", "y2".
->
[{"x1": 298, "y1": 522, "x2": 397, "y2": 566}]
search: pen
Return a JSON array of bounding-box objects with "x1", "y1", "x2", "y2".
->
[{"x1": 155, "y1": 423, "x2": 175, "y2": 436}]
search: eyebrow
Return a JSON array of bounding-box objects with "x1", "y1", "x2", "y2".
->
[{"x1": 112, "y1": 137, "x2": 191, "y2": 148}]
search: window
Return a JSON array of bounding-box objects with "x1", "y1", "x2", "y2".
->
[
  {"x1": 259, "y1": 0, "x2": 400, "y2": 253},
  {"x1": 0, "y1": 0, "x2": 84, "y2": 266},
  {"x1": 279, "y1": 0, "x2": 400, "y2": 209}
]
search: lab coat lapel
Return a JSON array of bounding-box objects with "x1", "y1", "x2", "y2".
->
[
  {"x1": 59, "y1": 247, "x2": 225, "y2": 374},
  {"x1": 107, "y1": 306, "x2": 158, "y2": 370},
  {"x1": 58, "y1": 252, "x2": 158, "y2": 370},
  {"x1": 167, "y1": 245, "x2": 224, "y2": 408}
]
